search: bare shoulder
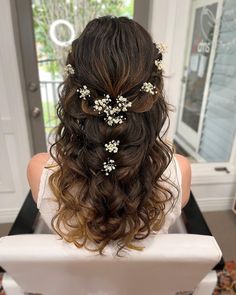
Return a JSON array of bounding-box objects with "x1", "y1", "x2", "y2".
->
[
  {"x1": 27, "y1": 152, "x2": 51, "y2": 203},
  {"x1": 175, "y1": 154, "x2": 192, "y2": 208}
]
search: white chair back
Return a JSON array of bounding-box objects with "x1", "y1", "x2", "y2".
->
[{"x1": 0, "y1": 234, "x2": 222, "y2": 295}]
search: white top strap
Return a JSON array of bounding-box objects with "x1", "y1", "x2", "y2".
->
[{"x1": 37, "y1": 157, "x2": 57, "y2": 209}]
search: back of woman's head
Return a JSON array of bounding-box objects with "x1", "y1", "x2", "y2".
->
[{"x1": 48, "y1": 16, "x2": 177, "y2": 256}]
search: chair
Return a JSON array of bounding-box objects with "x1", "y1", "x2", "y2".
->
[
  {"x1": 0, "y1": 233, "x2": 222, "y2": 295},
  {"x1": 0, "y1": 191, "x2": 223, "y2": 294}
]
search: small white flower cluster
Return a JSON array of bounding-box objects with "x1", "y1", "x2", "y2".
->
[
  {"x1": 93, "y1": 94, "x2": 132, "y2": 126},
  {"x1": 116, "y1": 95, "x2": 132, "y2": 112},
  {"x1": 155, "y1": 42, "x2": 168, "y2": 54},
  {"x1": 94, "y1": 94, "x2": 111, "y2": 112},
  {"x1": 64, "y1": 64, "x2": 75, "y2": 77},
  {"x1": 103, "y1": 159, "x2": 116, "y2": 176},
  {"x1": 140, "y1": 82, "x2": 158, "y2": 95},
  {"x1": 155, "y1": 60, "x2": 164, "y2": 71},
  {"x1": 154, "y1": 42, "x2": 167, "y2": 71},
  {"x1": 105, "y1": 140, "x2": 120, "y2": 153},
  {"x1": 77, "y1": 85, "x2": 91, "y2": 100},
  {"x1": 106, "y1": 115, "x2": 124, "y2": 126}
]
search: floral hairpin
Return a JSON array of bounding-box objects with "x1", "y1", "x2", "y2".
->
[
  {"x1": 105, "y1": 140, "x2": 120, "y2": 153},
  {"x1": 155, "y1": 60, "x2": 164, "y2": 71},
  {"x1": 116, "y1": 95, "x2": 132, "y2": 111},
  {"x1": 103, "y1": 140, "x2": 120, "y2": 175},
  {"x1": 77, "y1": 85, "x2": 91, "y2": 100},
  {"x1": 154, "y1": 42, "x2": 167, "y2": 71},
  {"x1": 140, "y1": 82, "x2": 158, "y2": 95},
  {"x1": 93, "y1": 94, "x2": 132, "y2": 126},
  {"x1": 103, "y1": 159, "x2": 116, "y2": 176},
  {"x1": 64, "y1": 64, "x2": 75, "y2": 77},
  {"x1": 94, "y1": 94, "x2": 111, "y2": 112},
  {"x1": 155, "y1": 42, "x2": 167, "y2": 54}
]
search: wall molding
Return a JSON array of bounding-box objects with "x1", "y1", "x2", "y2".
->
[
  {"x1": 0, "y1": 208, "x2": 19, "y2": 224},
  {"x1": 196, "y1": 197, "x2": 234, "y2": 212}
]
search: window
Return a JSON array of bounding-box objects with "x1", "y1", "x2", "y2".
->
[
  {"x1": 175, "y1": 0, "x2": 236, "y2": 163},
  {"x1": 31, "y1": 0, "x2": 135, "y2": 147}
]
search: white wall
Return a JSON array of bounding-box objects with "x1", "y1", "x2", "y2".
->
[
  {"x1": 148, "y1": 0, "x2": 191, "y2": 142},
  {"x1": 0, "y1": 0, "x2": 32, "y2": 223}
]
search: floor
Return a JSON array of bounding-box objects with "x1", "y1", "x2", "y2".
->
[
  {"x1": 173, "y1": 141, "x2": 236, "y2": 260},
  {"x1": 0, "y1": 223, "x2": 11, "y2": 237},
  {"x1": 0, "y1": 210, "x2": 235, "y2": 261},
  {"x1": 203, "y1": 210, "x2": 236, "y2": 262}
]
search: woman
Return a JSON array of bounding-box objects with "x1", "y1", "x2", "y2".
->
[{"x1": 27, "y1": 16, "x2": 191, "y2": 256}]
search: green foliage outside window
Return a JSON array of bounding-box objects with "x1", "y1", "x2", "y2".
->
[{"x1": 32, "y1": 0, "x2": 134, "y2": 77}]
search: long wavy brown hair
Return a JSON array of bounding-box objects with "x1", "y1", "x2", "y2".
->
[{"x1": 47, "y1": 16, "x2": 178, "y2": 256}]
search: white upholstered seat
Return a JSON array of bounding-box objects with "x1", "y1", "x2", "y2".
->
[{"x1": 0, "y1": 233, "x2": 222, "y2": 295}]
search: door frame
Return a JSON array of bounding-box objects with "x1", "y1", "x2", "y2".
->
[{"x1": 10, "y1": 0, "x2": 47, "y2": 155}]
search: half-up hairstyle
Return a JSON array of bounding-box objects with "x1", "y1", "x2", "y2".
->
[{"x1": 47, "y1": 16, "x2": 179, "y2": 256}]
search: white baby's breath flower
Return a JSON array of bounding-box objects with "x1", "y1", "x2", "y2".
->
[
  {"x1": 155, "y1": 60, "x2": 164, "y2": 71},
  {"x1": 116, "y1": 95, "x2": 132, "y2": 112},
  {"x1": 93, "y1": 95, "x2": 111, "y2": 113},
  {"x1": 77, "y1": 85, "x2": 91, "y2": 100},
  {"x1": 103, "y1": 159, "x2": 116, "y2": 175},
  {"x1": 93, "y1": 95, "x2": 131, "y2": 126},
  {"x1": 64, "y1": 64, "x2": 75, "y2": 77},
  {"x1": 140, "y1": 82, "x2": 158, "y2": 95},
  {"x1": 155, "y1": 42, "x2": 167, "y2": 54},
  {"x1": 105, "y1": 140, "x2": 120, "y2": 153}
]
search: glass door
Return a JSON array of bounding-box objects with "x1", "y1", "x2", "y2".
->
[
  {"x1": 176, "y1": 0, "x2": 223, "y2": 159},
  {"x1": 31, "y1": 0, "x2": 135, "y2": 150},
  {"x1": 174, "y1": 0, "x2": 236, "y2": 165},
  {"x1": 175, "y1": 0, "x2": 236, "y2": 165}
]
